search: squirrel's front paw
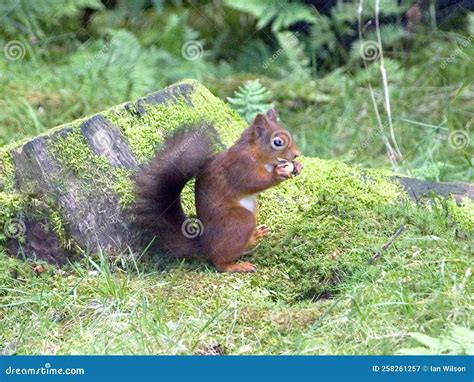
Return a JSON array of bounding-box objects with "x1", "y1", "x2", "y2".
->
[{"x1": 276, "y1": 162, "x2": 294, "y2": 180}]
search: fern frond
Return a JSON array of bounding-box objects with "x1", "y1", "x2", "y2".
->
[
  {"x1": 277, "y1": 31, "x2": 310, "y2": 74},
  {"x1": 223, "y1": 0, "x2": 316, "y2": 32},
  {"x1": 271, "y1": 3, "x2": 317, "y2": 32},
  {"x1": 227, "y1": 80, "x2": 273, "y2": 123},
  {"x1": 222, "y1": 0, "x2": 269, "y2": 18},
  {"x1": 397, "y1": 325, "x2": 474, "y2": 355}
]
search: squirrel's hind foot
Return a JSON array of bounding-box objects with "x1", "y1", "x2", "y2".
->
[{"x1": 215, "y1": 261, "x2": 257, "y2": 273}]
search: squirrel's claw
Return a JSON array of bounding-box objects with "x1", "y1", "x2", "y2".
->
[
  {"x1": 292, "y1": 160, "x2": 303, "y2": 176},
  {"x1": 254, "y1": 224, "x2": 270, "y2": 240}
]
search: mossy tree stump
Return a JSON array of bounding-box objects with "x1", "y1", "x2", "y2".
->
[{"x1": 0, "y1": 80, "x2": 473, "y2": 267}]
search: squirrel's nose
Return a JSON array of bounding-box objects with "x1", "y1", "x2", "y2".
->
[{"x1": 293, "y1": 149, "x2": 300, "y2": 159}]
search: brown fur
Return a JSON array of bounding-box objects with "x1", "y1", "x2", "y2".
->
[{"x1": 135, "y1": 108, "x2": 301, "y2": 272}]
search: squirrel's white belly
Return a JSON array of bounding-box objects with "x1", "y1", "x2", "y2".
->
[
  {"x1": 264, "y1": 164, "x2": 274, "y2": 173},
  {"x1": 239, "y1": 195, "x2": 257, "y2": 213}
]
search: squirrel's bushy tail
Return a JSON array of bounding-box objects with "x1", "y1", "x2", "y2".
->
[{"x1": 134, "y1": 123, "x2": 218, "y2": 258}]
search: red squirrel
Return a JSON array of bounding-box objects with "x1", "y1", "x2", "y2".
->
[{"x1": 135, "y1": 108, "x2": 302, "y2": 273}]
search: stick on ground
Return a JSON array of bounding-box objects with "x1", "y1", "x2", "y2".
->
[{"x1": 368, "y1": 224, "x2": 405, "y2": 264}]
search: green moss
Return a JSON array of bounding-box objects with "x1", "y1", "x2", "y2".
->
[
  {"x1": 45, "y1": 200, "x2": 72, "y2": 249},
  {"x1": 0, "y1": 190, "x2": 74, "y2": 252},
  {"x1": 448, "y1": 197, "x2": 474, "y2": 232},
  {"x1": 0, "y1": 151, "x2": 15, "y2": 193},
  {"x1": 0, "y1": 192, "x2": 27, "y2": 243},
  {"x1": 0, "y1": 140, "x2": 72, "y2": 248},
  {"x1": 0, "y1": 117, "x2": 98, "y2": 232},
  {"x1": 248, "y1": 157, "x2": 407, "y2": 300},
  {"x1": 48, "y1": 124, "x2": 134, "y2": 212},
  {"x1": 112, "y1": 168, "x2": 136, "y2": 208},
  {"x1": 0, "y1": 153, "x2": 29, "y2": 246},
  {"x1": 104, "y1": 80, "x2": 245, "y2": 162},
  {"x1": 49, "y1": 126, "x2": 110, "y2": 186}
]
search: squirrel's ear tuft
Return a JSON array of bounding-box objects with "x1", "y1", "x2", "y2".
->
[{"x1": 265, "y1": 107, "x2": 279, "y2": 122}]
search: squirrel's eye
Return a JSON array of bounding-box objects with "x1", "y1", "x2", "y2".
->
[{"x1": 272, "y1": 136, "x2": 284, "y2": 148}]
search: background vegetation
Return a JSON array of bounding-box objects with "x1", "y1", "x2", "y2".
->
[
  {"x1": 0, "y1": 0, "x2": 473, "y2": 355},
  {"x1": 1, "y1": 0, "x2": 473, "y2": 180}
]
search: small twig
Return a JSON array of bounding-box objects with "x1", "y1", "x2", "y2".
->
[{"x1": 368, "y1": 224, "x2": 405, "y2": 264}]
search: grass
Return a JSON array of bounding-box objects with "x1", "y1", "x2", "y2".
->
[
  {"x1": 0, "y1": 2, "x2": 473, "y2": 355},
  {"x1": 0, "y1": 208, "x2": 471, "y2": 355},
  {"x1": 1, "y1": 157, "x2": 472, "y2": 354},
  {"x1": 1, "y1": 29, "x2": 473, "y2": 181}
]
